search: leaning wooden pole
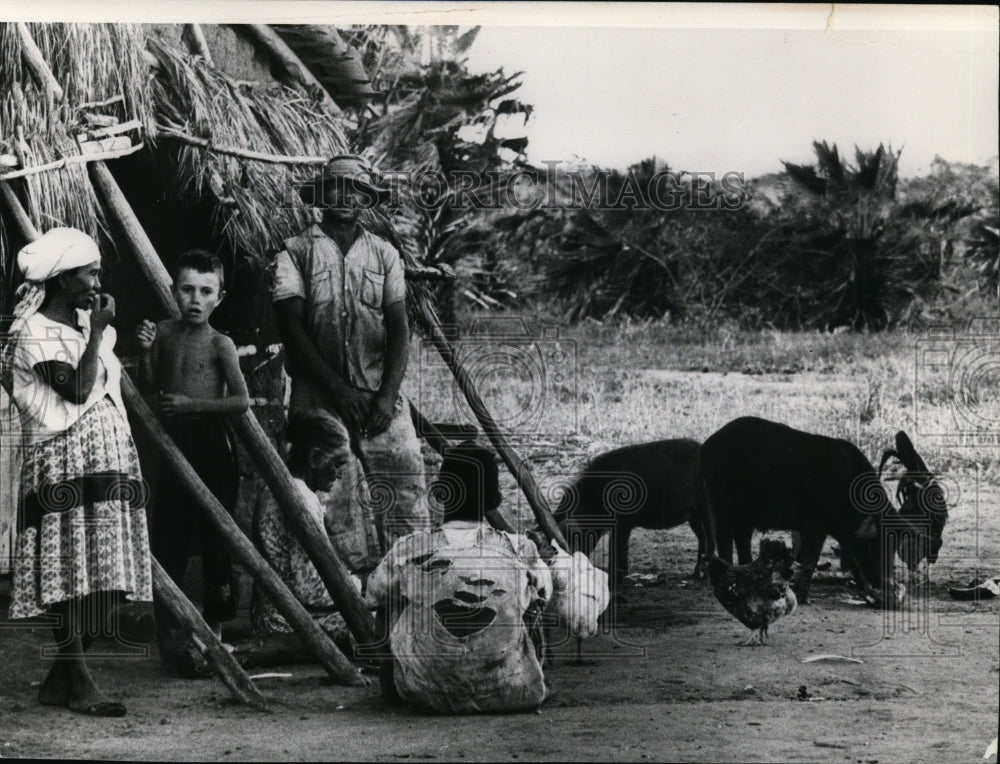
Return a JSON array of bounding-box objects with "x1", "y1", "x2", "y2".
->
[
  {"x1": 414, "y1": 297, "x2": 569, "y2": 550},
  {"x1": 237, "y1": 25, "x2": 343, "y2": 117},
  {"x1": 151, "y1": 557, "x2": 270, "y2": 712},
  {"x1": 121, "y1": 376, "x2": 364, "y2": 686},
  {"x1": 15, "y1": 22, "x2": 64, "y2": 102},
  {"x1": 183, "y1": 24, "x2": 215, "y2": 66},
  {"x1": 0, "y1": 183, "x2": 294, "y2": 701},
  {"x1": 88, "y1": 162, "x2": 177, "y2": 315},
  {"x1": 86, "y1": 161, "x2": 375, "y2": 649}
]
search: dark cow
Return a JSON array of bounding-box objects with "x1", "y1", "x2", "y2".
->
[
  {"x1": 554, "y1": 439, "x2": 709, "y2": 585},
  {"x1": 700, "y1": 417, "x2": 946, "y2": 603}
]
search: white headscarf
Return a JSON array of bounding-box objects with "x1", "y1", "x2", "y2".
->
[
  {"x1": 11, "y1": 227, "x2": 101, "y2": 326},
  {"x1": 1, "y1": 228, "x2": 101, "y2": 383}
]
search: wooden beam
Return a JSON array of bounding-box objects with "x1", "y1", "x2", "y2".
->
[
  {"x1": 413, "y1": 296, "x2": 569, "y2": 550},
  {"x1": 15, "y1": 23, "x2": 64, "y2": 102},
  {"x1": 158, "y1": 128, "x2": 327, "y2": 165},
  {"x1": 0, "y1": 187, "x2": 324, "y2": 698},
  {"x1": 88, "y1": 161, "x2": 178, "y2": 318},
  {"x1": 151, "y1": 557, "x2": 270, "y2": 712},
  {"x1": 87, "y1": 158, "x2": 376, "y2": 657},
  {"x1": 230, "y1": 411, "x2": 377, "y2": 646},
  {"x1": 236, "y1": 25, "x2": 343, "y2": 117},
  {"x1": 122, "y1": 375, "x2": 366, "y2": 686},
  {"x1": 0, "y1": 183, "x2": 36, "y2": 241},
  {"x1": 183, "y1": 24, "x2": 215, "y2": 67},
  {"x1": 0, "y1": 142, "x2": 144, "y2": 181}
]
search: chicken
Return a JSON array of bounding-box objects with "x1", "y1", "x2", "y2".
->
[
  {"x1": 545, "y1": 540, "x2": 610, "y2": 664},
  {"x1": 707, "y1": 538, "x2": 798, "y2": 646}
]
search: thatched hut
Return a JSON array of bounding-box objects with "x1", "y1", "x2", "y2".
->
[
  {"x1": 0, "y1": 21, "x2": 403, "y2": 574},
  {"x1": 0, "y1": 21, "x2": 561, "y2": 590}
]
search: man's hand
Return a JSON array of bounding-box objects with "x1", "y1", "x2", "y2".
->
[
  {"x1": 334, "y1": 386, "x2": 373, "y2": 432},
  {"x1": 135, "y1": 320, "x2": 156, "y2": 351},
  {"x1": 364, "y1": 393, "x2": 395, "y2": 438},
  {"x1": 91, "y1": 294, "x2": 116, "y2": 331},
  {"x1": 159, "y1": 392, "x2": 196, "y2": 417}
]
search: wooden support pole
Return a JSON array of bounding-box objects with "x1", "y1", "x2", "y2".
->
[
  {"x1": 413, "y1": 297, "x2": 569, "y2": 550},
  {"x1": 15, "y1": 23, "x2": 64, "y2": 102},
  {"x1": 183, "y1": 24, "x2": 215, "y2": 66},
  {"x1": 229, "y1": 412, "x2": 377, "y2": 646},
  {"x1": 88, "y1": 161, "x2": 178, "y2": 318},
  {"x1": 121, "y1": 375, "x2": 366, "y2": 686},
  {"x1": 151, "y1": 556, "x2": 270, "y2": 712},
  {"x1": 0, "y1": 182, "x2": 35, "y2": 241},
  {"x1": 0, "y1": 185, "x2": 314, "y2": 699},
  {"x1": 237, "y1": 25, "x2": 343, "y2": 117},
  {"x1": 86, "y1": 162, "x2": 375, "y2": 656}
]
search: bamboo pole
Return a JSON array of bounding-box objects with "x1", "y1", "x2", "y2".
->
[
  {"x1": 88, "y1": 162, "x2": 177, "y2": 318},
  {"x1": 86, "y1": 162, "x2": 376, "y2": 651},
  {"x1": 121, "y1": 376, "x2": 365, "y2": 686},
  {"x1": 230, "y1": 412, "x2": 376, "y2": 645},
  {"x1": 15, "y1": 23, "x2": 64, "y2": 102},
  {"x1": 413, "y1": 297, "x2": 569, "y2": 550},
  {"x1": 236, "y1": 25, "x2": 343, "y2": 117},
  {"x1": 151, "y1": 557, "x2": 270, "y2": 712}
]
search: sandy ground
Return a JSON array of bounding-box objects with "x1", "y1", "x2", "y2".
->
[{"x1": 2, "y1": 496, "x2": 997, "y2": 764}]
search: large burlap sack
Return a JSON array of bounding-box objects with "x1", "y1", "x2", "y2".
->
[{"x1": 388, "y1": 534, "x2": 546, "y2": 714}]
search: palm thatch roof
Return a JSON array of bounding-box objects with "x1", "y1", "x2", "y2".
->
[
  {"x1": 149, "y1": 36, "x2": 350, "y2": 262},
  {"x1": 0, "y1": 23, "x2": 151, "y2": 251}
]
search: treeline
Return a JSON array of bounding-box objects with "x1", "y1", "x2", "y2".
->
[{"x1": 449, "y1": 145, "x2": 999, "y2": 331}]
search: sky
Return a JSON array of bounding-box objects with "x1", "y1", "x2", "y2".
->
[
  {"x1": 5, "y1": 1, "x2": 998, "y2": 179},
  {"x1": 461, "y1": 10, "x2": 999, "y2": 178}
]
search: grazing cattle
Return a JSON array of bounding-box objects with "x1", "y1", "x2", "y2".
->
[
  {"x1": 700, "y1": 417, "x2": 945, "y2": 603},
  {"x1": 554, "y1": 439, "x2": 709, "y2": 584}
]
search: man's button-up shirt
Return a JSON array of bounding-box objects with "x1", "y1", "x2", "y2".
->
[{"x1": 271, "y1": 224, "x2": 406, "y2": 404}]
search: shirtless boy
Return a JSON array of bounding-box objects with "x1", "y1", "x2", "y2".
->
[{"x1": 136, "y1": 249, "x2": 249, "y2": 674}]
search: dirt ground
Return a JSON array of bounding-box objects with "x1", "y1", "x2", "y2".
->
[{"x1": 2, "y1": 496, "x2": 998, "y2": 763}]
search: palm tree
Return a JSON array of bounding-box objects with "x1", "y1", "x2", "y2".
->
[{"x1": 782, "y1": 141, "x2": 902, "y2": 329}]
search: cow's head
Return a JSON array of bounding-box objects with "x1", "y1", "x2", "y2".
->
[{"x1": 878, "y1": 432, "x2": 947, "y2": 570}]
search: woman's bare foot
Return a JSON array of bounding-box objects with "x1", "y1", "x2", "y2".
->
[{"x1": 65, "y1": 662, "x2": 126, "y2": 717}]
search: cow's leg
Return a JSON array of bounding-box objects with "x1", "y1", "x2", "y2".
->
[
  {"x1": 791, "y1": 531, "x2": 825, "y2": 604},
  {"x1": 715, "y1": 519, "x2": 735, "y2": 565},
  {"x1": 687, "y1": 516, "x2": 707, "y2": 579},
  {"x1": 612, "y1": 524, "x2": 632, "y2": 586},
  {"x1": 734, "y1": 524, "x2": 754, "y2": 565}
]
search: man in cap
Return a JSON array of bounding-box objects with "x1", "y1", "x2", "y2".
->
[{"x1": 271, "y1": 155, "x2": 429, "y2": 568}]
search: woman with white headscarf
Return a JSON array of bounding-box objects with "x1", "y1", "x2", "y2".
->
[{"x1": 4, "y1": 227, "x2": 152, "y2": 717}]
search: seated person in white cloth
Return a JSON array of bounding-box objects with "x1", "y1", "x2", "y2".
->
[
  {"x1": 365, "y1": 441, "x2": 551, "y2": 714},
  {"x1": 4, "y1": 227, "x2": 153, "y2": 717}
]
